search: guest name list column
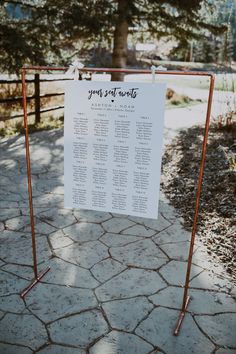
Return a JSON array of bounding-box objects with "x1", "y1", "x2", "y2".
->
[{"x1": 64, "y1": 81, "x2": 166, "y2": 219}]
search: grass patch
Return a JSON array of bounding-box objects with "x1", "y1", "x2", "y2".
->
[
  {"x1": 158, "y1": 75, "x2": 236, "y2": 92},
  {"x1": 0, "y1": 116, "x2": 64, "y2": 137}
]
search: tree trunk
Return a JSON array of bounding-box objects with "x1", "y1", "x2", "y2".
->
[{"x1": 111, "y1": 0, "x2": 129, "y2": 81}]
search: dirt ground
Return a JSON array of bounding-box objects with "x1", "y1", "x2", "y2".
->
[{"x1": 161, "y1": 122, "x2": 236, "y2": 281}]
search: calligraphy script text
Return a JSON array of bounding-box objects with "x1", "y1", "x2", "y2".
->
[{"x1": 88, "y1": 87, "x2": 139, "y2": 100}]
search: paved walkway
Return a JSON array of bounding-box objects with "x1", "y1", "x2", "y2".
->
[{"x1": 0, "y1": 103, "x2": 236, "y2": 353}]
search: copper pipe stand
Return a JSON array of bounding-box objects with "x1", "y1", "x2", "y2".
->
[
  {"x1": 174, "y1": 295, "x2": 191, "y2": 336},
  {"x1": 20, "y1": 266, "x2": 50, "y2": 298},
  {"x1": 21, "y1": 65, "x2": 215, "y2": 335}
]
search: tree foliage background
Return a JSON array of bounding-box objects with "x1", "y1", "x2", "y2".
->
[
  {"x1": 188, "y1": 0, "x2": 236, "y2": 63},
  {"x1": 0, "y1": 0, "x2": 232, "y2": 75}
]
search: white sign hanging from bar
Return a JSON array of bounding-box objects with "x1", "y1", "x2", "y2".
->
[{"x1": 64, "y1": 81, "x2": 166, "y2": 219}]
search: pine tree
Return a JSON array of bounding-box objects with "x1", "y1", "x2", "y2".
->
[
  {"x1": 0, "y1": 0, "x2": 226, "y2": 79},
  {"x1": 206, "y1": 0, "x2": 236, "y2": 64},
  {"x1": 224, "y1": 27, "x2": 234, "y2": 64}
]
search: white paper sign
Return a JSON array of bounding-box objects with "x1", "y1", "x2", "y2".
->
[{"x1": 64, "y1": 81, "x2": 166, "y2": 219}]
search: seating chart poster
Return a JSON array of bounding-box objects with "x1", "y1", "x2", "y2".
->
[{"x1": 64, "y1": 81, "x2": 166, "y2": 219}]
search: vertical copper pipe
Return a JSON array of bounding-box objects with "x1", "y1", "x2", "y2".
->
[
  {"x1": 174, "y1": 74, "x2": 215, "y2": 335},
  {"x1": 21, "y1": 67, "x2": 38, "y2": 278},
  {"x1": 174, "y1": 295, "x2": 190, "y2": 335},
  {"x1": 34, "y1": 73, "x2": 41, "y2": 124}
]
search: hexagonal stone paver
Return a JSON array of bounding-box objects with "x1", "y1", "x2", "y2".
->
[
  {"x1": 190, "y1": 270, "x2": 233, "y2": 291},
  {"x1": 0, "y1": 294, "x2": 25, "y2": 313},
  {"x1": 5, "y1": 215, "x2": 30, "y2": 231},
  {"x1": 100, "y1": 233, "x2": 141, "y2": 247},
  {"x1": 89, "y1": 330, "x2": 153, "y2": 354},
  {"x1": 0, "y1": 200, "x2": 18, "y2": 209},
  {"x1": 38, "y1": 208, "x2": 77, "y2": 229},
  {"x1": 48, "y1": 310, "x2": 108, "y2": 347},
  {"x1": 128, "y1": 213, "x2": 171, "y2": 232},
  {"x1": 0, "y1": 191, "x2": 22, "y2": 202},
  {"x1": 0, "y1": 343, "x2": 33, "y2": 354},
  {"x1": 231, "y1": 286, "x2": 236, "y2": 297},
  {"x1": 0, "y1": 158, "x2": 20, "y2": 172},
  {"x1": 23, "y1": 218, "x2": 57, "y2": 235},
  {"x1": 55, "y1": 241, "x2": 108, "y2": 269},
  {"x1": 110, "y1": 239, "x2": 168, "y2": 269},
  {"x1": 121, "y1": 224, "x2": 156, "y2": 237},
  {"x1": 25, "y1": 283, "x2": 97, "y2": 323},
  {"x1": 91, "y1": 259, "x2": 126, "y2": 283},
  {"x1": 21, "y1": 207, "x2": 53, "y2": 217},
  {"x1": 0, "y1": 208, "x2": 20, "y2": 222},
  {"x1": 102, "y1": 297, "x2": 153, "y2": 331},
  {"x1": 0, "y1": 313, "x2": 48, "y2": 350},
  {"x1": 111, "y1": 213, "x2": 127, "y2": 217},
  {"x1": 135, "y1": 308, "x2": 215, "y2": 354},
  {"x1": 195, "y1": 313, "x2": 236, "y2": 347},
  {"x1": 73, "y1": 209, "x2": 112, "y2": 223},
  {"x1": 35, "y1": 179, "x2": 63, "y2": 194},
  {"x1": 159, "y1": 241, "x2": 191, "y2": 261},
  {"x1": 149, "y1": 286, "x2": 182, "y2": 309},
  {"x1": 49, "y1": 230, "x2": 74, "y2": 250},
  {"x1": 37, "y1": 345, "x2": 86, "y2": 354},
  {"x1": 63, "y1": 222, "x2": 104, "y2": 242},
  {"x1": 216, "y1": 349, "x2": 236, "y2": 354},
  {"x1": 149, "y1": 286, "x2": 236, "y2": 315},
  {"x1": 0, "y1": 235, "x2": 51, "y2": 266},
  {"x1": 0, "y1": 229, "x2": 29, "y2": 243},
  {"x1": 159, "y1": 200, "x2": 179, "y2": 223},
  {"x1": 192, "y1": 246, "x2": 227, "y2": 275},
  {"x1": 159, "y1": 260, "x2": 202, "y2": 286},
  {"x1": 153, "y1": 222, "x2": 190, "y2": 244},
  {"x1": 44, "y1": 169, "x2": 63, "y2": 180},
  {"x1": 42, "y1": 258, "x2": 99, "y2": 288},
  {"x1": 0, "y1": 271, "x2": 28, "y2": 296},
  {"x1": 9, "y1": 181, "x2": 38, "y2": 197},
  {"x1": 1, "y1": 263, "x2": 34, "y2": 280},
  {"x1": 0, "y1": 222, "x2": 4, "y2": 231},
  {"x1": 95, "y1": 268, "x2": 166, "y2": 301},
  {"x1": 0, "y1": 174, "x2": 13, "y2": 186},
  {"x1": 29, "y1": 193, "x2": 64, "y2": 208},
  {"x1": 102, "y1": 218, "x2": 135, "y2": 233},
  {"x1": 189, "y1": 289, "x2": 236, "y2": 314}
]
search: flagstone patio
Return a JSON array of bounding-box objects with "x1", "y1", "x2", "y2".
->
[{"x1": 0, "y1": 127, "x2": 235, "y2": 354}]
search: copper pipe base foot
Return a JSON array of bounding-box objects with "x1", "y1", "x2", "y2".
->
[
  {"x1": 20, "y1": 266, "x2": 50, "y2": 298},
  {"x1": 173, "y1": 295, "x2": 191, "y2": 336}
]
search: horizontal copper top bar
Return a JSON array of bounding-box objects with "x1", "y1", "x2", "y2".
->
[{"x1": 22, "y1": 65, "x2": 215, "y2": 78}]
